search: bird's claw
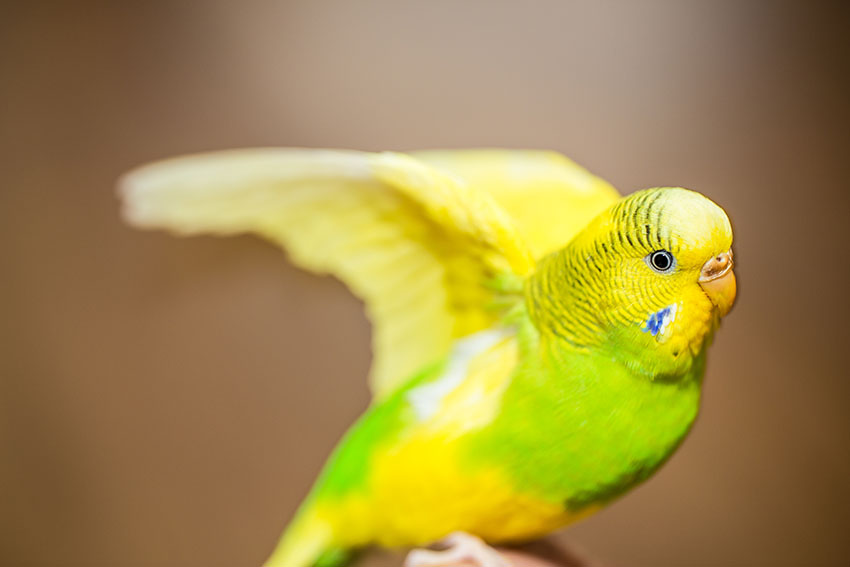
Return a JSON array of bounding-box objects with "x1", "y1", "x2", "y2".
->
[{"x1": 404, "y1": 531, "x2": 512, "y2": 567}]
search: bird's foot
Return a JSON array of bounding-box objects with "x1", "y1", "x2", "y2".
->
[{"x1": 404, "y1": 532, "x2": 512, "y2": 567}]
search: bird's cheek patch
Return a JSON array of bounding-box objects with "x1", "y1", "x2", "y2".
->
[{"x1": 642, "y1": 303, "x2": 678, "y2": 341}]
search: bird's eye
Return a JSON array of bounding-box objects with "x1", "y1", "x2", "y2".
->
[{"x1": 647, "y1": 250, "x2": 675, "y2": 274}]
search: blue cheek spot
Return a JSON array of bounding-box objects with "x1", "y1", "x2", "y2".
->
[{"x1": 642, "y1": 306, "x2": 672, "y2": 337}]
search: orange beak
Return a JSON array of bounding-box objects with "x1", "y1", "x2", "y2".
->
[{"x1": 699, "y1": 250, "x2": 736, "y2": 317}]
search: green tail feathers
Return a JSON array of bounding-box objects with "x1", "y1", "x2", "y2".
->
[{"x1": 264, "y1": 506, "x2": 351, "y2": 567}]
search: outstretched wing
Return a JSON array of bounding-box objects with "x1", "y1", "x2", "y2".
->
[{"x1": 119, "y1": 149, "x2": 534, "y2": 400}]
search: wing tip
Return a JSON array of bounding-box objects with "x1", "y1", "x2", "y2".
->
[{"x1": 116, "y1": 165, "x2": 157, "y2": 229}]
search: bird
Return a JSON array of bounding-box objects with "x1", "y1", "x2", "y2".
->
[{"x1": 119, "y1": 148, "x2": 736, "y2": 567}]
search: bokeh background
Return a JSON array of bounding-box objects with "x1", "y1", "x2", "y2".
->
[{"x1": 2, "y1": 1, "x2": 849, "y2": 566}]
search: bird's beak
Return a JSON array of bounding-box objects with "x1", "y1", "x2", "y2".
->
[{"x1": 699, "y1": 250, "x2": 736, "y2": 317}]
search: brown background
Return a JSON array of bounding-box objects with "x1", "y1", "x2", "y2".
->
[{"x1": 2, "y1": 2, "x2": 849, "y2": 566}]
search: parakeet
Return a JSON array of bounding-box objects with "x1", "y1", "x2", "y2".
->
[{"x1": 119, "y1": 148, "x2": 736, "y2": 567}]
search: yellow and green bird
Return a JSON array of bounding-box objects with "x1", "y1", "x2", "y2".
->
[{"x1": 120, "y1": 148, "x2": 736, "y2": 567}]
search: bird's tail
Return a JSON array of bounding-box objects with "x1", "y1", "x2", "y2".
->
[{"x1": 263, "y1": 501, "x2": 350, "y2": 567}]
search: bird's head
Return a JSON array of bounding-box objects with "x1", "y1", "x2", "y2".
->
[{"x1": 527, "y1": 187, "x2": 735, "y2": 378}]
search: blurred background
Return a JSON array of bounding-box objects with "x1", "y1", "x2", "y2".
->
[{"x1": 2, "y1": 1, "x2": 849, "y2": 566}]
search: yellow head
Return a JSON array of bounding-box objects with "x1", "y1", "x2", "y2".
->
[{"x1": 527, "y1": 187, "x2": 736, "y2": 377}]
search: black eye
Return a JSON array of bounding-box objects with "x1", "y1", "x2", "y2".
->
[{"x1": 647, "y1": 250, "x2": 675, "y2": 274}]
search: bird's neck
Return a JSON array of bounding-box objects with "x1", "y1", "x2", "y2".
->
[
  {"x1": 524, "y1": 247, "x2": 707, "y2": 381},
  {"x1": 525, "y1": 247, "x2": 603, "y2": 348}
]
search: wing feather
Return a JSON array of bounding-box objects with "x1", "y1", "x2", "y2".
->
[
  {"x1": 120, "y1": 149, "x2": 533, "y2": 399},
  {"x1": 413, "y1": 149, "x2": 620, "y2": 258}
]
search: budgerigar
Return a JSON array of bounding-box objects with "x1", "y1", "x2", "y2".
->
[{"x1": 120, "y1": 148, "x2": 736, "y2": 567}]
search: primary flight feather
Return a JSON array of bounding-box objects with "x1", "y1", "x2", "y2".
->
[{"x1": 120, "y1": 148, "x2": 736, "y2": 567}]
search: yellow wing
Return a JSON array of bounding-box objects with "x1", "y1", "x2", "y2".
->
[
  {"x1": 119, "y1": 148, "x2": 619, "y2": 400},
  {"x1": 413, "y1": 149, "x2": 620, "y2": 258},
  {"x1": 120, "y1": 149, "x2": 533, "y2": 400}
]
